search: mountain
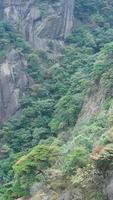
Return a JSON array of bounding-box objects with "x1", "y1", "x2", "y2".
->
[
  {"x1": 0, "y1": 49, "x2": 32, "y2": 127},
  {"x1": 0, "y1": 0, "x2": 74, "y2": 126},
  {"x1": 1, "y1": 0, "x2": 74, "y2": 50},
  {"x1": 1, "y1": 0, "x2": 113, "y2": 200}
]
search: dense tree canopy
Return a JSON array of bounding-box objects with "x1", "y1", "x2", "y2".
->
[{"x1": 1, "y1": 0, "x2": 113, "y2": 199}]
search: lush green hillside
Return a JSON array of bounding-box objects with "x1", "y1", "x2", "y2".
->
[{"x1": 1, "y1": 0, "x2": 113, "y2": 199}]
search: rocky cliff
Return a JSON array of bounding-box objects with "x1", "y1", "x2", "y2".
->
[
  {"x1": 0, "y1": 0, "x2": 74, "y2": 124},
  {"x1": 0, "y1": 49, "x2": 32, "y2": 127},
  {"x1": 1, "y1": 1, "x2": 112, "y2": 200},
  {"x1": 0, "y1": 0, "x2": 75, "y2": 125},
  {"x1": 1, "y1": 0, "x2": 74, "y2": 51}
]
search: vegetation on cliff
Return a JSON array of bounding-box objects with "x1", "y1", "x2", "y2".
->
[{"x1": 1, "y1": 0, "x2": 113, "y2": 199}]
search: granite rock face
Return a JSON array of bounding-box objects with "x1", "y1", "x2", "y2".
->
[
  {"x1": 0, "y1": 49, "x2": 31, "y2": 126},
  {"x1": 0, "y1": 0, "x2": 75, "y2": 125},
  {"x1": 105, "y1": 171, "x2": 113, "y2": 200},
  {"x1": 1, "y1": 0, "x2": 75, "y2": 51}
]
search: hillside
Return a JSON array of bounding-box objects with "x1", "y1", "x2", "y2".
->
[{"x1": 1, "y1": 0, "x2": 113, "y2": 200}]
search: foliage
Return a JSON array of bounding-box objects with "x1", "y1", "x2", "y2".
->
[
  {"x1": 2, "y1": 0, "x2": 113, "y2": 198},
  {"x1": 63, "y1": 147, "x2": 88, "y2": 174},
  {"x1": 71, "y1": 164, "x2": 105, "y2": 200},
  {"x1": 12, "y1": 144, "x2": 59, "y2": 197}
]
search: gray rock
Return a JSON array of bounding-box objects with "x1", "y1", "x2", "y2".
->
[
  {"x1": 30, "y1": 182, "x2": 44, "y2": 196},
  {"x1": 105, "y1": 171, "x2": 113, "y2": 200},
  {"x1": 0, "y1": 49, "x2": 32, "y2": 126},
  {"x1": 0, "y1": 0, "x2": 75, "y2": 126},
  {"x1": 106, "y1": 181, "x2": 113, "y2": 200},
  {"x1": 0, "y1": 0, "x2": 74, "y2": 52},
  {"x1": 59, "y1": 190, "x2": 83, "y2": 200},
  {"x1": 59, "y1": 191, "x2": 71, "y2": 200}
]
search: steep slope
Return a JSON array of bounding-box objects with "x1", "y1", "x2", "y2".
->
[
  {"x1": 1, "y1": 0, "x2": 113, "y2": 200},
  {"x1": 0, "y1": 0, "x2": 75, "y2": 123},
  {"x1": 0, "y1": 49, "x2": 31, "y2": 127},
  {"x1": 1, "y1": 0, "x2": 74, "y2": 51},
  {"x1": 0, "y1": 21, "x2": 34, "y2": 126}
]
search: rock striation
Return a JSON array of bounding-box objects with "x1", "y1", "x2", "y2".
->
[
  {"x1": 0, "y1": 0, "x2": 75, "y2": 51},
  {"x1": 0, "y1": 49, "x2": 31, "y2": 127},
  {"x1": 0, "y1": 0, "x2": 75, "y2": 125}
]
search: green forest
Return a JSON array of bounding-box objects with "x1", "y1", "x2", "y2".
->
[{"x1": 1, "y1": 0, "x2": 113, "y2": 199}]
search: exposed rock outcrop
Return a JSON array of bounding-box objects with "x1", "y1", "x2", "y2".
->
[
  {"x1": 105, "y1": 171, "x2": 113, "y2": 200},
  {"x1": 0, "y1": 0, "x2": 75, "y2": 124},
  {"x1": 77, "y1": 84, "x2": 105, "y2": 125},
  {"x1": 1, "y1": 0, "x2": 74, "y2": 51},
  {"x1": 0, "y1": 49, "x2": 32, "y2": 126}
]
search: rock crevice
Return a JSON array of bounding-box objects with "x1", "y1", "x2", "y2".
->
[
  {"x1": 0, "y1": 49, "x2": 31, "y2": 126},
  {"x1": 1, "y1": 0, "x2": 75, "y2": 51}
]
